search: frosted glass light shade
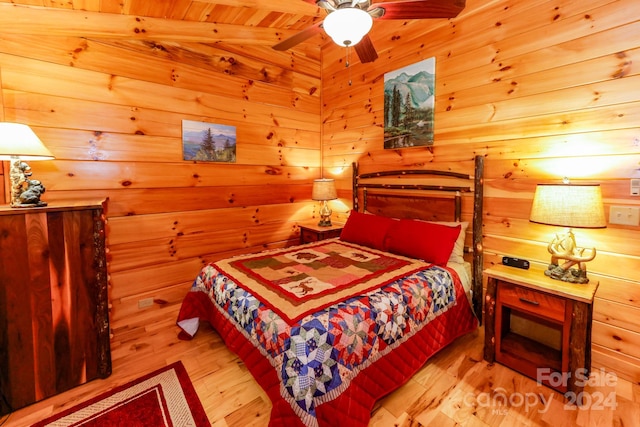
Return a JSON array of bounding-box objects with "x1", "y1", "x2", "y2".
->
[
  {"x1": 323, "y1": 8, "x2": 373, "y2": 47},
  {"x1": 0, "y1": 123, "x2": 54, "y2": 160},
  {"x1": 529, "y1": 184, "x2": 606, "y2": 229}
]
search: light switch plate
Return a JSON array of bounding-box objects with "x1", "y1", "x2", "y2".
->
[{"x1": 609, "y1": 206, "x2": 640, "y2": 226}]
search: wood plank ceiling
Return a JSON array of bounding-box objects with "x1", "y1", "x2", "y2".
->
[{"x1": 0, "y1": 0, "x2": 327, "y2": 69}]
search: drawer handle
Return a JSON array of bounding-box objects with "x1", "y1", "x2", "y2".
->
[{"x1": 519, "y1": 297, "x2": 539, "y2": 306}]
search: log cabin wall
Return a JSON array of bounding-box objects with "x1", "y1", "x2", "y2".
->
[
  {"x1": 0, "y1": 7, "x2": 323, "y2": 360},
  {"x1": 320, "y1": 0, "x2": 640, "y2": 384},
  {"x1": 0, "y1": 0, "x2": 638, "y2": 390}
]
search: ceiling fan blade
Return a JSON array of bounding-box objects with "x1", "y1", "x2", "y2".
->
[
  {"x1": 371, "y1": 0, "x2": 465, "y2": 20},
  {"x1": 272, "y1": 22, "x2": 324, "y2": 51},
  {"x1": 317, "y1": 0, "x2": 336, "y2": 11},
  {"x1": 354, "y1": 35, "x2": 378, "y2": 63}
]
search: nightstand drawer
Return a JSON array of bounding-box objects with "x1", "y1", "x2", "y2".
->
[
  {"x1": 299, "y1": 223, "x2": 344, "y2": 244},
  {"x1": 302, "y1": 231, "x2": 320, "y2": 243},
  {"x1": 497, "y1": 281, "x2": 566, "y2": 323}
]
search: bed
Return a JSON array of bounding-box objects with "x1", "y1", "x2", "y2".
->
[{"x1": 177, "y1": 156, "x2": 485, "y2": 427}]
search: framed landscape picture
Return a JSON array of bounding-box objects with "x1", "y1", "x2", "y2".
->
[
  {"x1": 383, "y1": 57, "x2": 436, "y2": 149},
  {"x1": 182, "y1": 119, "x2": 237, "y2": 163}
]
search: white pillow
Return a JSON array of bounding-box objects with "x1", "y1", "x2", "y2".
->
[{"x1": 427, "y1": 221, "x2": 468, "y2": 264}]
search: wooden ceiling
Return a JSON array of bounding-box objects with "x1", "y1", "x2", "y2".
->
[
  {"x1": 0, "y1": 0, "x2": 463, "y2": 79},
  {"x1": 0, "y1": 0, "x2": 328, "y2": 68}
]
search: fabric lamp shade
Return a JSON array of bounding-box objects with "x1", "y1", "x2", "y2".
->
[
  {"x1": 312, "y1": 179, "x2": 337, "y2": 201},
  {"x1": 529, "y1": 183, "x2": 606, "y2": 229},
  {"x1": 323, "y1": 8, "x2": 373, "y2": 47},
  {"x1": 0, "y1": 123, "x2": 54, "y2": 160}
]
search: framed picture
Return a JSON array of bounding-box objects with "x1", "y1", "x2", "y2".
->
[
  {"x1": 182, "y1": 120, "x2": 237, "y2": 163},
  {"x1": 383, "y1": 57, "x2": 435, "y2": 149}
]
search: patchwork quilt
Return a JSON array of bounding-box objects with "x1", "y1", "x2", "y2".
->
[
  {"x1": 214, "y1": 239, "x2": 429, "y2": 323},
  {"x1": 177, "y1": 241, "x2": 477, "y2": 427}
]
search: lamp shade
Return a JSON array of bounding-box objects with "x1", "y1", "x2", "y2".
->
[
  {"x1": 312, "y1": 178, "x2": 337, "y2": 201},
  {"x1": 0, "y1": 123, "x2": 54, "y2": 160},
  {"x1": 529, "y1": 183, "x2": 606, "y2": 229},
  {"x1": 323, "y1": 8, "x2": 373, "y2": 47}
]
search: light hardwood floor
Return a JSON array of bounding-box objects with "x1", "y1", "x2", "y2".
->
[{"x1": 3, "y1": 303, "x2": 639, "y2": 427}]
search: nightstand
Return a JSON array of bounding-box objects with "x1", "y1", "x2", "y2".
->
[
  {"x1": 299, "y1": 221, "x2": 344, "y2": 244},
  {"x1": 484, "y1": 264, "x2": 598, "y2": 397}
]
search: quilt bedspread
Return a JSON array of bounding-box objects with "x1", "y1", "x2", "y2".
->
[
  {"x1": 213, "y1": 239, "x2": 430, "y2": 323},
  {"x1": 177, "y1": 253, "x2": 477, "y2": 427}
]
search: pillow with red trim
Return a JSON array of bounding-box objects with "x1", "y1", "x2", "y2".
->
[
  {"x1": 384, "y1": 219, "x2": 461, "y2": 266},
  {"x1": 340, "y1": 211, "x2": 397, "y2": 250}
]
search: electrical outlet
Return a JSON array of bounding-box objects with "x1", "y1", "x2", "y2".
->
[
  {"x1": 138, "y1": 297, "x2": 154, "y2": 309},
  {"x1": 609, "y1": 206, "x2": 640, "y2": 226}
]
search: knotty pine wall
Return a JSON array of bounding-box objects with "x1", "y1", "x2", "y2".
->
[
  {"x1": 0, "y1": 35, "x2": 324, "y2": 357},
  {"x1": 1, "y1": 0, "x2": 639, "y2": 386},
  {"x1": 320, "y1": 0, "x2": 640, "y2": 383}
]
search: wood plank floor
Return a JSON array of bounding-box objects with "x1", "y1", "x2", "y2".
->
[{"x1": 3, "y1": 302, "x2": 640, "y2": 427}]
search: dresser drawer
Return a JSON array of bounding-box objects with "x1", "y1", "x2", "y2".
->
[{"x1": 497, "y1": 281, "x2": 566, "y2": 323}]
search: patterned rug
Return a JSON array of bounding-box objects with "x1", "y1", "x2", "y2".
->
[{"x1": 31, "y1": 361, "x2": 209, "y2": 427}]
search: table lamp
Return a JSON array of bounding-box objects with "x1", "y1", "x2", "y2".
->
[
  {"x1": 312, "y1": 178, "x2": 337, "y2": 227},
  {"x1": 529, "y1": 182, "x2": 606, "y2": 284},
  {"x1": 0, "y1": 123, "x2": 54, "y2": 207}
]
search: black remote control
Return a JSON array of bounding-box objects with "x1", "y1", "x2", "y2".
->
[{"x1": 502, "y1": 256, "x2": 530, "y2": 270}]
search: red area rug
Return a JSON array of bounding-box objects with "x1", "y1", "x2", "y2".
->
[{"x1": 32, "y1": 361, "x2": 209, "y2": 427}]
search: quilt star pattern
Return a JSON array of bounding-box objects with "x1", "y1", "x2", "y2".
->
[{"x1": 190, "y1": 262, "x2": 459, "y2": 426}]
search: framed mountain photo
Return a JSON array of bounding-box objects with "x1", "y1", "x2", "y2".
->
[
  {"x1": 383, "y1": 57, "x2": 435, "y2": 149},
  {"x1": 182, "y1": 120, "x2": 237, "y2": 163}
]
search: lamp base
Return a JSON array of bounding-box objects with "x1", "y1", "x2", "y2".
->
[
  {"x1": 11, "y1": 201, "x2": 48, "y2": 208},
  {"x1": 317, "y1": 218, "x2": 333, "y2": 227},
  {"x1": 9, "y1": 159, "x2": 47, "y2": 208},
  {"x1": 317, "y1": 200, "x2": 333, "y2": 227},
  {"x1": 544, "y1": 228, "x2": 596, "y2": 284},
  {"x1": 544, "y1": 263, "x2": 589, "y2": 284}
]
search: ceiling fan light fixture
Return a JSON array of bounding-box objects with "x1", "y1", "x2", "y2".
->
[{"x1": 323, "y1": 8, "x2": 373, "y2": 47}]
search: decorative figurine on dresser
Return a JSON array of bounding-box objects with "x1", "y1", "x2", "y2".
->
[{"x1": 10, "y1": 161, "x2": 47, "y2": 207}]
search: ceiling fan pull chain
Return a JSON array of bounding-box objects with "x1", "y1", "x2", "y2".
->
[{"x1": 346, "y1": 46, "x2": 352, "y2": 86}]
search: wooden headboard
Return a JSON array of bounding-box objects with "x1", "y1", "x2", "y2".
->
[{"x1": 351, "y1": 155, "x2": 485, "y2": 323}]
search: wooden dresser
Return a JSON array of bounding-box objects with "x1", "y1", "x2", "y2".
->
[{"x1": 0, "y1": 200, "x2": 111, "y2": 415}]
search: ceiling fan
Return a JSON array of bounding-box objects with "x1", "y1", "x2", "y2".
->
[{"x1": 272, "y1": 0, "x2": 466, "y2": 63}]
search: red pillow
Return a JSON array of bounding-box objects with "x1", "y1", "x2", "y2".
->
[
  {"x1": 340, "y1": 211, "x2": 396, "y2": 250},
  {"x1": 384, "y1": 219, "x2": 461, "y2": 265}
]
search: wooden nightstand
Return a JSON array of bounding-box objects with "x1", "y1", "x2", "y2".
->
[
  {"x1": 484, "y1": 264, "x2": 598, "y2": 397},
  {"x1": 299, "y1": 221, "x2": 344, "y2": 244}
]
